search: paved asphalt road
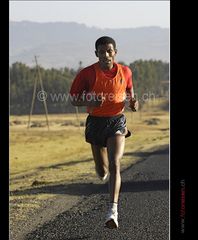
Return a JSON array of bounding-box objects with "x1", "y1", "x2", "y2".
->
[{"x1": 25, "y1": 145, "x2": 169, "y2": 240}]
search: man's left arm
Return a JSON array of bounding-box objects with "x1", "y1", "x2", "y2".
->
[{"x1": 124, "y1": 66, "x2": 139, "y2": 111}]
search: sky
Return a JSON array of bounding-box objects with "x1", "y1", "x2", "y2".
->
[{"x1": 9, "y1": 1, "x2": 170, "y2": 29}]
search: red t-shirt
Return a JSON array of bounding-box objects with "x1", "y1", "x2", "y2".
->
[{"x1": 70, "y1": 62, "x2": 133, "y2": 98}]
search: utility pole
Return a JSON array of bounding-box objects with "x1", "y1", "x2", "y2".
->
[{"x1": 27, "y1": 56, "x2": 50, "y2": 130}]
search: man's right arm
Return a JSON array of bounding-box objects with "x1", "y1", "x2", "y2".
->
[
  {"x1": 69, "y1": 69, "x2": 104, "y2": 107},
  {"x1": 69, "y1": 69, "x2": 89, "y2": 106}
]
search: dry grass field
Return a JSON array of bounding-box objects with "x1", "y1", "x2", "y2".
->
[{"x1": 10, "y1": 98, "x2": 169, "y2": 222}]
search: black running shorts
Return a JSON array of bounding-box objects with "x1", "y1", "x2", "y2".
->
[{"x1": 85, "y1": 114, "x2": 131, "y2": 147}]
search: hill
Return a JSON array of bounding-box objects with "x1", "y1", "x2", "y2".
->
[{"x1": 9, "y1": 21, "x2": 169, "y2": 69}]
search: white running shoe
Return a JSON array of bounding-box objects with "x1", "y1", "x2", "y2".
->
[
  {"x1": 105, "y1": 208, "x2": 118, "y2": 229},
  {"x1": 97, "y1": 172, "x2": 108, "y2": 181}
]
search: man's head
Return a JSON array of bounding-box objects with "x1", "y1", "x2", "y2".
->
[
  {"x1": 95, "y1": 36, "x2": 117, "y2": 70},
  {"x1": 95, "y1": 36, "x2": 116, "y2": 51}
]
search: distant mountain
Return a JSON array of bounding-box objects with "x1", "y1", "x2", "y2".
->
[{"x1": 9, "y1": 21, "x2": 169, "y2": 69}]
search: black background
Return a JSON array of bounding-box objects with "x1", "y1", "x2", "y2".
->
[
  {"x1": 0, "y1": 0, "x2": 9, "y2": 238},
  {"x1": 170, "y1": 1, "x2": 193, "y2": 239}
]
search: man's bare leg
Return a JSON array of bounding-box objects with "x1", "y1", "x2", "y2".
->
[
  {"x1": 105, "y1": 135, "x2": 125, "y2": 228},
  {"x1": 91, "y1": 145, "x2": 109, "y2": 179},
  {"x1": 107, "y1": 135, "x2": 125, "y2": 203}
]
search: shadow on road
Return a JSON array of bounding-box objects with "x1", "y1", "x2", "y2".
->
[{"x1": 10, "y1": 179, "x2": 169, "y2": 197}]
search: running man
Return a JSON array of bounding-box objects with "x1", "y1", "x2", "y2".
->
[{"x1": 69, "y1": 36, "x2": 138, "y2": 229}]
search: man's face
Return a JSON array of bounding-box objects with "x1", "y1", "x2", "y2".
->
[{"x1": 95, "y1": 43, "x2": 117, "y2": 70}]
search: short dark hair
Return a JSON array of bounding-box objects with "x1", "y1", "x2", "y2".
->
[{"x1": 95, "y1": 36, "x2": 116, "y2": 50}]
